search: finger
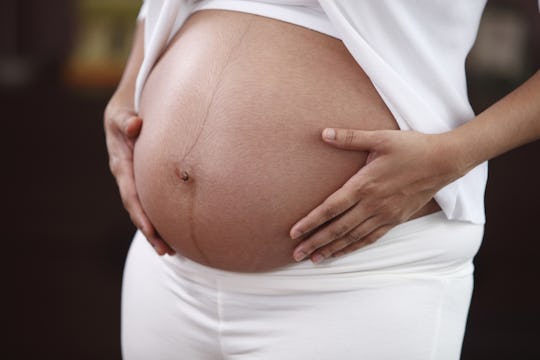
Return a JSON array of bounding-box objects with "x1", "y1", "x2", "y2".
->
[
  {"x1": 123, "y1": 115, "x2": 143, "y2": 139},
  {"x1": 105, "y1": 110, "x2": 172, "y2": 256},
  {"x1": 332, "y1": 225, "x2": 394, "y2": 258},
  {"x1": 308, "y1": 215, "x2": 381, "y2": 262},
  {"x1": 289, "y1": 179, "x2": 362, "y2": 241},
  {"x1": 116, "y1": 165, "x2": 175, "y2": 256},
  {"x1": 129, "y1": 205, "x2": 175, "y2": 256},
  {"x1": 117, "y1": 172, "x2": 160, "y2": 249},
  {"x1": 292, "y1": 205, "x2": 369, "y2": 262},
  {"x1": 322, "y1": 128, "x2": 385, "y2": 151},
  {"x1": 140, "y1": 220, "x2": 176, "y2": 256},
  {"x1": 106, "y1": 129, "x2": 135, "y2": 177},
  {"x1": 134, "y1": 211, "x2": 176, "y2": 256}
]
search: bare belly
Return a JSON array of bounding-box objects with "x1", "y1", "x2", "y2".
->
[{"x1": 133, "y1": 9, "x2": 440, "y2": 272}]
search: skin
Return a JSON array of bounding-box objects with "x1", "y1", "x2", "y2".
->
[
  {"x1": 289, "y1": 69, "x2": 540, "y2": 263},
  {"x1": 104, "y1": 20, "x2": 174, "y2": 256},
  {"x1": 105, "y1": 17, "x2": 540, "y2": 263}
]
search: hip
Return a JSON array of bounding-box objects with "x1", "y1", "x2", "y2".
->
[
  {"x1": 131, "y1": 210, "x2": 484, "y2": 294},
  {"x1": 122, "y1": 212, "x2": 481, "y2": 359}
]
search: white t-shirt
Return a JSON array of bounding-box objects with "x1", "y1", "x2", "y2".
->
[{"x1": 133, "y1": 0, "x2": 538, "y2": 225}]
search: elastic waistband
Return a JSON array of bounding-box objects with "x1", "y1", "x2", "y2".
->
[{"x1": 159, "y1": 211, "x2": 484, "y2": 294}]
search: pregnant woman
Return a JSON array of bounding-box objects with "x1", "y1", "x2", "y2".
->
[{"x1": 104, "y1": 1, "x2": 540, "y2": 359}]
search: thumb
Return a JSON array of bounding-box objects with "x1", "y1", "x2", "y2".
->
[
  {"x1": 321, "y1": 128, "x2": 381, "y2": 151},
  {"x1": 124, "y1": 115, "x2": 143, "y2": 139}
]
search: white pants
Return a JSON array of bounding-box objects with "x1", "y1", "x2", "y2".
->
[{"x1": 121, "y1": 211, "x2": 483, "y2": 360}]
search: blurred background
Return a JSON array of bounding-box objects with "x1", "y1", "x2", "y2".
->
[{"x1": 2, "y1": 0, "x2": 539, "y2": 358}]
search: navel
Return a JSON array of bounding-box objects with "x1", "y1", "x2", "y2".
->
[
  {"x1": 180, "y1": 170, "x2": 190, "y2": 182},
  {"x1": 175, "y1": 161, "x2": 194, "y2": 184}
]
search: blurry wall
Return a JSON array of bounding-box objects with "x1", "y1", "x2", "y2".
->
[
  {"x1": 463, "y1": 1, "x2": 540, "y2": 358},
  {"x1": 0, "y1": 0, "x2": 73, "y2": 86},
  {"x1": 2, "y1": 0, "x2": 539, "y2": 359}
]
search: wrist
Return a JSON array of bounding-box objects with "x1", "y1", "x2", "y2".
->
[
  {"x1": 107, "y1": 85, "x2": 135, "y2": 114},
  {"x1": 436, "y1": 129, "x2": 478, "y2": 180}
]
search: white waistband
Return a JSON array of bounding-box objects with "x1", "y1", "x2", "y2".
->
[{"x1": 157, "y1": 211, "x2": 484, "y2": 294}]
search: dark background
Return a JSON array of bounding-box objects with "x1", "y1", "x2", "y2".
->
[{"x1": 2, "y1": 0, "x2": 539, "y2": 359}]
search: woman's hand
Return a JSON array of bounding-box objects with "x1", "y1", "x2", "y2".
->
[
  {"x1": 289, "y1": 127, "x2": 465, "y2": 263},
  {"x1": 104, "y1": 97, "x2": 175, "y2": 256}
]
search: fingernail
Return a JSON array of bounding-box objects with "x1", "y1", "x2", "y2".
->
[
  {"x1": 154, "y1": 244, "x2": 165, "y2": 256},
  {"x1": 312, "y1": 254, "x2": 324, "y2": 263},
  {"x1": 323, "y1": 128, "x2": 336, "y2": 140},
  {"x1": 291, "y1": 228, "x2": 302, "y2": 240},
  {"x1": 294, "y1": 250, "x2": 307, "y2": 262}
]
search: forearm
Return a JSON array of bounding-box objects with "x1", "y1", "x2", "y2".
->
[
  {"x1": 446, "y1": 70, "x2": 540, "y2": 175},
  {"x1": 111, "y1": 18, "x2": 145, "y2": 109}
]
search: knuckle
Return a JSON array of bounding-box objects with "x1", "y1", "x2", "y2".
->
[
  {"x1": 387, "y1": 211, "x2": 404, "y2": 224},
  {"x1": 365, "y1": 237, "x2": 378, "y2": 246},
  {"x1": 350, "y1": 242, "x2": 364, "y2": 252},
  {"x1": 354, "y1": 184, "x2": 368, "y2": 198},
  {"x1": 345, "y1": 231, "x2": 363, "y2": 244},
  {"x1": 336, "y1": 222, "x2": 352, "y2": 237},
  {"x1": 355, "y1": 180, "x2": 377, "y2": 198},
  {"x1": 121, "y1": 195, "x2": 133, "y2": 212},
  {"x1": 377, "y1": 227, "x2": 390, "y2": 238},
  {"x1": 359, "y1": 199, "x2": 379, "y2": 215},
  {"x1": 326, "y1": 239, "x2": 346, "y2": 255},
  {"x1": 108, "y1": 158, "x2": 117, "y2": 174},
  {"x1": 109, "y1": 158, "x2": 122, "y2": 176},
  {"x1": 376, "y1": 198, "x2": 393, "y2": 214},
  {"x1": 105, "y1": 111, "x2": 121, "y2": 130},
  {"x1": 304, "y1": 241, "x2": 320, "y2": 254},
  {"x1": 321, "y1": 205, "x2": 337, "y2": 220},
  {"x1": 345, "y1": 177, "x2": 364, "y2": 196},
  {"x1": 119, "y1": 187, "x2": 136, "y2": 209},
  {"x1": 395, "y1": 213, "x2": 408, "y2": 224},
  {"x1": 363, "y1": 236, "x2": 376, "y2": 245},
  {"x1": 376, "y1": 204, "x2": 391, "y2": 219},
  {"x1": 365, "y1": 180, "x2": 381, "y2": 195},
  {"x1": 344, "y1": 129, "x2": 356, "y2": 147},
  {"x1": 103, "y1": 108, "x2": 113, "y2": 125},
  {"x1": 364, "y1": 229, "x2": 386, "y2": 245},
  {"x1": 379, "y1": 204, "x2": 401, "y2": 223},
  {"x1": 341, "y1": 247, "x2": 354, "y2": 255},
  {"x1": 326, "y1": 229, "x2": 341, "y2": 240},
  {"x1": 372, "y1": 132, "x2": 391, "y2": 149},
  {"x1": 319, "y1": 249, "x2": 332, "y2": 259},
  {"x1": 327, "y1": 222, "x2": 349, "y2": 239}
]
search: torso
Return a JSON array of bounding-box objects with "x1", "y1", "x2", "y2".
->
[{"x1": 133, "y1": 9, "x2": 440, "y2": 272}]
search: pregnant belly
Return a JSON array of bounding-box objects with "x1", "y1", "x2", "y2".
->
[{"x1": 134, "y1": 9, "x2": 440, "y2": 272}]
